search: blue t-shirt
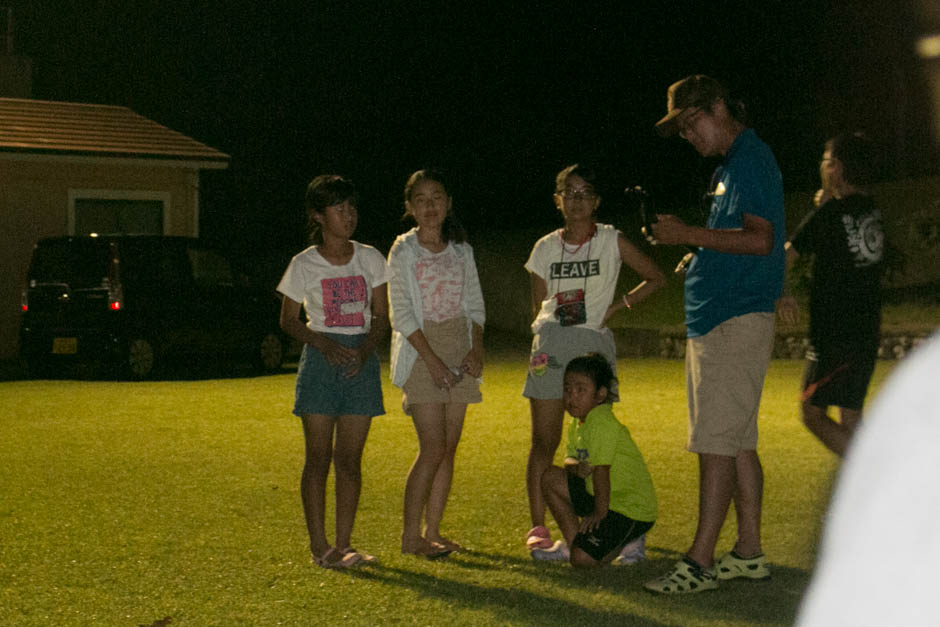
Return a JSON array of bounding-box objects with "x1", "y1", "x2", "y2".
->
[{"x1": 684, "y1": 128, "x2": 786, "y2": 337}]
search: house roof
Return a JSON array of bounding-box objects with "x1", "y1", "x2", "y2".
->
[{"x1": 0, "y1": 97, "x2": 229, "y2": 166}]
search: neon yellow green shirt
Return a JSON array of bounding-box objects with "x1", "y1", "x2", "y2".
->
[{"x1": 566, "y1": 403, "x2": 657, "y2": 522}]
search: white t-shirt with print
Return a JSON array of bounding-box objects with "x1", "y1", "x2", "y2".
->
[
  {"x1": 416, "y1": 243, "x2": 465, "y2": 322},
  {"x1": 524, "y1": 223, "x2": 622, "y2": 333},
  {"x1": 277, "y1": 241, "x2": 390, "y2": 335}
]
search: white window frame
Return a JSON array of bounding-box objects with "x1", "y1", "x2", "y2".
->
[{"x1": 67, "y1": 189, "x2": 172, "y2": 236}]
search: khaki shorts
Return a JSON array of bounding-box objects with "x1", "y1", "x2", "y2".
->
[
  {"x1": 402, "y1": 316, "x2": 482, "y2": 412},
  {"x1": 686, "y1": 313, "x2": 775, "y2": 456}
]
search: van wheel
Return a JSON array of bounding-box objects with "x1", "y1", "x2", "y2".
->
[
  {"x1": 126, "y1": 337, "x2": 156, "y2": 379},
  {"x1": 256, "y1": 332, "x2": 284, "y2": 372}
]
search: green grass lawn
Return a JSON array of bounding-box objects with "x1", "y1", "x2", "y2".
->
[{"x1": 0, "y1": 356, "x2": 895, "y2": 626}]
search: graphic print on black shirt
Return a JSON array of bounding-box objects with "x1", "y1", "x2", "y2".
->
[{"x1": 841, "y1": 211, "x2": 884, "y2": 268}]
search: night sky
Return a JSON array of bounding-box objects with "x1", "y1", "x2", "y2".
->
[{"x1": 7, "y1": 1, "x2": 935, "y2": 275}]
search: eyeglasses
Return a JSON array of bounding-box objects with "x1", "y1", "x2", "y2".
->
[
  {"x1": 557, "y1": 189, "x2": 598, "y2": 201},
  {"x1": 678, "y1": 108, "x2": 704, "y2": 139}
]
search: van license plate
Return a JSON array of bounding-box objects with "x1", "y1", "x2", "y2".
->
[{"x1": 52, "y1": 338, "x2": 78, "y2": 354}]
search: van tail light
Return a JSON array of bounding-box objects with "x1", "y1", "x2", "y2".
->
[
  {"x1": 21, "y1": 289, "x2": 28, "y2": 312},
  {"x1": 108, "y1": 242, "x2": 122, "y2": 312},
  {"x1": 107, "y1": 282, "x2": 123, "y2": 312},
  {"x1": 102, "y1": 276, "x2": 123, "y2": 312}
]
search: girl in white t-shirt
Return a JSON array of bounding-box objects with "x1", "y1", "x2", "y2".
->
[
  {"x1": 388, "y1": 169, "x2": 485, "y2": 558},
  {"x1": 277, "y1": 175, "x2": 391, "y2": 569},
  {"x1": 523, "y1": 164, "x2": 665, "y2": 556}
]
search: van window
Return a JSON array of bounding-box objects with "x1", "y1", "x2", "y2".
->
[
  {"x1": 189, "y1": 249, "x2": 234, "y2": 287},
  {"x1": 115, "y1": 241, "x2": 191, "y2": 290},
  {"x1": 29, "y1": 239, "x2": 109, "y2": 288},
  {"x1": 74, "y1": 199, "x2": 164, "y2": 235}
]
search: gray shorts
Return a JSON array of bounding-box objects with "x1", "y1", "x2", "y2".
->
[
  {"x1": 523, "y1": 323, "x2": 619, "y2": 401},
  {"x1": 686, "y1": 313, "x2": 775, "y2": 455}
]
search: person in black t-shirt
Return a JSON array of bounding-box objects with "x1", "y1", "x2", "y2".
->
[{"x1": 778, "y1": 132, "x2": 885, "y2": 456}]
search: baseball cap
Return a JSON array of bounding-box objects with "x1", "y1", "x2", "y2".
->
[{"x1": 655, "y1": 74, "x2": 728, "y2": 137}]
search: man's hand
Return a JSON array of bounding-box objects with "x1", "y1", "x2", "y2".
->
[
  {"x1": 650, "y1": 214, "x2": 689, "y2": 246},
  {"x1": 777, "y1": 295, "x2": 800, "y2": 325}
]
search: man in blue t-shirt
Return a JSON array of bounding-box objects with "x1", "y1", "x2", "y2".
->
[{"x1": 643, "y1": 75, "x2": 785, "y2": 594}]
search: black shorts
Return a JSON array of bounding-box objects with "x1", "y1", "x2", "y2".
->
[
  {"x1": 802, "y1": 341, "x2": 878, "y2": 411},
  {"x1": 567, "y1": 474, "x2": 654, "y2": 562}
]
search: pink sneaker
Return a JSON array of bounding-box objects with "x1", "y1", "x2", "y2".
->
[{"x1": 525, "y1": 525, "x2": 554, "y2": 551}]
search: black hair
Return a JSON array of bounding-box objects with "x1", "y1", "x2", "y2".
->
[
  {"x1": 723, "y1": 95, "x2": 749, "y2": 126},
  {"x1": 555, "y1": 164, "x2": 599, "y2": 194},
  {"x1": 402, "y1": 168, "x2": 467, "y2": 244},
  {"x1": 305, "y1": 174, "x2": 358, "y2": 244},
  {"x1": 826, "y1": 132, "x2": 877, "y2": 187},
  {"x1": 702, "y1": 86, "x2": 748, "y2": 126},
  {"x1": 564, "y1": 353, "x2": 618, "y2": 400}
]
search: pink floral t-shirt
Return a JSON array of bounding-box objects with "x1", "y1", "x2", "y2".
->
[{"x1": 416, "y1": 244, "x2": 465, "y2": 322}]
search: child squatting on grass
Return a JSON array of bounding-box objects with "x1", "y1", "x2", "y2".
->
[
  {"x1": 534, "y1": 353, "x2": 657, "y2": 567},
  {"x1": 277, "y1": 175, "x2": 391, "y2": 570}
]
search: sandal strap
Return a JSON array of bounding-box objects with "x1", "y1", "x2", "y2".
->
[
  {"x1": 312, "y1": 546, "x2": 340, "y2": 568},
  {"x1": 340, "y1": 546, "x2": 376, "y2": 563},
  {"x1": 645, "y1": 558, "x2": 718, "y2": 594},
  {"x1": 338, "y1": 550, "x2": 363, "y2": 567}
]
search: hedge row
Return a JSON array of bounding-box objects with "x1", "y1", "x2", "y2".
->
[{"x1": 656, "y1": 333, "x2": 933, "y2": 360}]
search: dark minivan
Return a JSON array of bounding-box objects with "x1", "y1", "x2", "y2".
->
[{"x1": 20, "y1": 235, "x2": 285, "y2": 379}]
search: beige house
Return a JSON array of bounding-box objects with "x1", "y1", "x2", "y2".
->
[{"x1": 0, "y1": 97, "x2": 229, "y2": 359}]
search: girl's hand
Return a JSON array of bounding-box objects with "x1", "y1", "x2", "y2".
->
[
  {"x1": 460, "y1": 345, "x2": 484, "y2": 378},
  {"x1": 575, "y1": 460, "x2": 594, "y2": 479},
  {"x1": 578, "y1": 510, "x2": 607, "y2": 534},
  {"x1": 314, "y1": 337, "x2": 360, "y2": 372},
  {"x1": 602, "y1": 295, "x2": 631, "y2": 324},
  {"x1": 341, "y1": 345, "x2": 373, "y2": 378},
  {"x1": 427, "y1": 356, "x2": 462, "y2": 390}
]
